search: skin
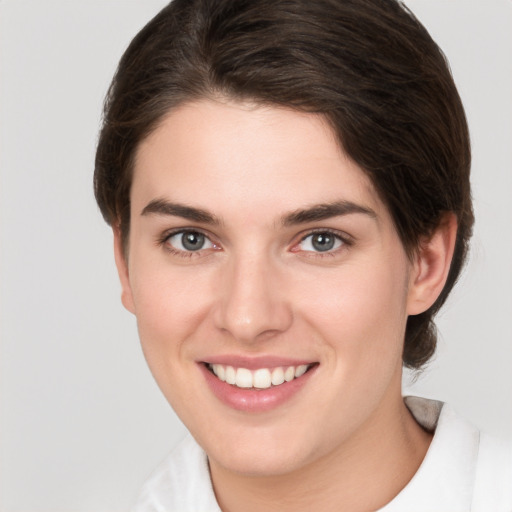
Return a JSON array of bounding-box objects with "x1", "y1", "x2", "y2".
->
[{"x1": 114, "y1": 98, "x2": 457, "y2": 511}]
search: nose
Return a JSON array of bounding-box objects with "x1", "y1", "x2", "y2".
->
[{"x1": 213, "y1": 253, "x2": 293, "y2": 344}]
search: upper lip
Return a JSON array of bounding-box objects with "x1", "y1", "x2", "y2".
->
[{"x1": 200, "y1": 355, "x2": 317, "y2": 370}]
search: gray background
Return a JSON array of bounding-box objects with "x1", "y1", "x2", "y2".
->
[{"x1": 0, "y1": 1, "x2": 511, "y2": 510}]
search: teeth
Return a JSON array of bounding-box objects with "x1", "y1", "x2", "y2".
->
[
  {"x1": 271, "y1": 367, "x2": 285, "y2": 386},
  {"x1": 213, "y1": 364, "x2": 226, "y2": 381},
  {"x1": 209, "y1": 363, "x2": 312, "y2": 389},
  {"x1": 253, "y1": 368, "x2": 272, "y2": 389},
  {"x1": 225, "y1": 366, "x2": 236, "y2": 385},
  {"x1": 284, "y1": 366, "x2": 295, "y2": 382},
  {"x1": 295, "y1": 365, "x2": 308, "y2": 378},
  {"x1": 236, "y1": 368, "x2": 253, "y2": 388}
]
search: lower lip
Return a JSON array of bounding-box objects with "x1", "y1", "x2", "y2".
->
[{"x1": 199, "y1": 363, "x2": 317, "y2": 413}]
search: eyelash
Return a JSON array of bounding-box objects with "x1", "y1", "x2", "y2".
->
[
  {"x1": 158, "y1": 228, "x2": 219, "y2": 259},
  {"x1": 293, "y1": 229, "x2": 352, "y2": 258},
  {"x1": 157, "y1": 228, "x2": 352, "y2": 259}
]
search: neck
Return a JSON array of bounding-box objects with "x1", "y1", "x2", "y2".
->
[{"x1": 209, "y1": 382, "x2": 432, "y2": 512}]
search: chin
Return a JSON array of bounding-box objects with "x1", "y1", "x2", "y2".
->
[
  {"x1": 211, "y1": 447, "x2": 311, "y2": 478},
  {"x1": 199, "y1": 421, "x2": 322, "y2": 477}
]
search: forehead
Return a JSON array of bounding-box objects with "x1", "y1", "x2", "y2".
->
[{"x1": 132, "y1": 99, "x2": 386, "y2": 222}]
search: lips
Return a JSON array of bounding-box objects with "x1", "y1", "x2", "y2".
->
[{"x1": 199, "y1": 356, "x2": 318, "y2": 412}]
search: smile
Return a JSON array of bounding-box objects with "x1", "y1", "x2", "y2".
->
[
  {"x1": 201, "y1": 359, "x2": 318, "y2": 412},
  {"x1": 207, "y1": 363, "x2": 311, "y2": 389}
]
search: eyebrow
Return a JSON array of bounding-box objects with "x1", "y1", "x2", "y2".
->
[
  {"x1": 141, "y1": 199, "x2": 221, "y2": 225},
  {"x1": 141, "y1": 198, "x2": 376, "y2": 226},
  {"x1": 281, "y1": 200, "x2": 377, "y2": 226}
]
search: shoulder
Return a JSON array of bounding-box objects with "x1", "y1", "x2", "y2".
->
[
  {"x1": 414, "y1": 398, "x2": 512, "y2": 511},
  {"x1": 472, "y1": 432, "x2": 512, "y2": 511},
  {"x1": 382, "y1": 397, "x2": 512, "y2": 511},
  {"x1": 131, "y1": 434, "x2": 221, "y2": 512}
]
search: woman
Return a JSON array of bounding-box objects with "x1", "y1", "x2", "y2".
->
[{"x1": 94, "y1": 0, "x2": 512, "y2": 510}]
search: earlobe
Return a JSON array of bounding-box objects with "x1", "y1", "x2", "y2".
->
[
  {"x1": 113, "y1": 226, "x2": 136, "y2": 314},
  {"x1": 407, "y1": 213, "x2": 458, "y2": 316}
]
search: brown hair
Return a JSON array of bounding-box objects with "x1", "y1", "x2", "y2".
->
[{"x1": 94, "y1": 0, "x2": 473, "y2": 369}]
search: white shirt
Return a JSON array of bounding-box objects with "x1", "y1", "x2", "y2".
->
[{"x1": 132, "y1": 397, "x2": 512, "y2": 511}]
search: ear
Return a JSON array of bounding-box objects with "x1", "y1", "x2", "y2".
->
[
  {"x1": 113, "y1": 226, "x2": 136, "y2": 314},
  {"x1": 407, "y1": 213, "x2": 458, "y2": 315}
]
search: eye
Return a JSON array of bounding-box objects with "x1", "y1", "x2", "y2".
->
[
  {"x1": 166, "y1": 230, "x2": 215, "y2": 252},
  {"x1": 298, "y1": 231, "x2": 344, "y2": 253}
]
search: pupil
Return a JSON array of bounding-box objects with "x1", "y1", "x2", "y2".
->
[
  {"x1": 312, "y1": 233, "x2": 334, "y2": 252},
  {"x1": 182, "y1": 232, "x2": 204, "y2": 251}
]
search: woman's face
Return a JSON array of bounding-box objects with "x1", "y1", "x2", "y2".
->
[{"x1": 119, "y1": 99, "x2": 418, "y2": 476}]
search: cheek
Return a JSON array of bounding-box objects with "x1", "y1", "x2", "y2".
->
[
  {"x1": 287, "y1": 259, "x2": 410, "y2": 442},
  {"x1": 128, "y1": 264, "x2": 217, "y2": 415},
  {"x1": 299, "y1": 257, "x2": 410, "y2": 367},
  {"x1": 128, "y1": 258, "x2": 214, "y2": 365}
]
